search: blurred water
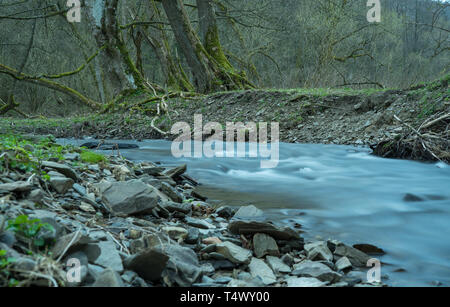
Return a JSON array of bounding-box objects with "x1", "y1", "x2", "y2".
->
[{"x1": 61, "y1": 139, "x2": 450, "y2": 286}]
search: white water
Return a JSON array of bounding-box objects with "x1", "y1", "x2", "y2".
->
[{"x1": 62, "y1": 139, "x2": 450, "y2": 286}]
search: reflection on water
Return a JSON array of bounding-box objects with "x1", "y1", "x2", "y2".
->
[{"x1": 61, "y1": 139, "x2": 450, "y2": 286}]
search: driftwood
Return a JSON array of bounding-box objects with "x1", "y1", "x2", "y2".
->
[{"x1": 373, "y1": 112, "x2": 450, "y2": 162}]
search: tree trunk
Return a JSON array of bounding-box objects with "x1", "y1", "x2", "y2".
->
[{"x1": 89, "y1": 0, "x2": 146, "y2": 101}]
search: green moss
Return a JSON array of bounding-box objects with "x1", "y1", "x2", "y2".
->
[{"x1": 80, "y1": 151, "x2": 107, "y2": 164}]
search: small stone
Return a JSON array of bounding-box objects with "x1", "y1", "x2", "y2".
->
[
  {"x1": 162, "y1": 226, "x2": 188, "y2": 241},
  {"x1": 185, "y1": 216, "x2": 216, "y2": 229},
  {"x1": 42, "y1": 161, "x2": 78, "y2": 181},
  {"x1": 304, "y1": 241, "x2": 333, "y2": 262},
  {"x1": 233, "y1": 205, "x2": 264, "y2": 219},
  {"x1": 216, "y1": 206, "x2": 235, "y2": 219},
  {"x1": 335, "y1": 256, "x2": 352, "y2": 271},
  {"x1": 266, "y1": 256, "x2": 291, "y2": 274},
  {"x1": 79, "y1": 202, "x2": 96, "y2": 213},
  {"x1": 50, "y1": 177, "x2": 74, "y2": 194},
  {"x1": 215, "y1": 241, "x2": 252, "y2": 264},
  {"x1": 203, "y1": 237, "x2": 222, "y2": 245},
  {"x1": 292, "y1": 260, "x2": 341, "y2": 283},
  {"x1": 286, "y1": 277, "x2": 327, "y2": 287},
  {"x1": 253, "y1": 233, "x2": 279, "y2": 258},
  {"x1": 124, "y1": 248, "x2": 169, "y2": 281},
  {"x1": 248, "y1": 258, "x2": 276, "y2": 285}
]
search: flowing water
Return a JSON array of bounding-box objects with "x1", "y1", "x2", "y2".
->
[{"x1": 62, "y1": 139, "x2": 450, "y2": 287}]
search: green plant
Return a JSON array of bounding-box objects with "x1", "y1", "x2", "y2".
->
[
  {"x1": 80, "y1": 151, "x2": 107, "y2": 164},
  {"x1": 7, "y1": 215, "x2": 54, "y2": 248}
]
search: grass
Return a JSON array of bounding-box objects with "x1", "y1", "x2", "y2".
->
[{"x1": 80, "y1": 150, "x2": 107, "y2": 164}]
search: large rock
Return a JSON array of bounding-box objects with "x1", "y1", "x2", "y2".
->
[
  {"x1": 97, "y1": 180, "x2": 162, "y2": 215},
  {"x1": 215, "y1": 241, "x2": 252, "y2": 264},
  {"x1": 253, "y1": 233, "x2": 279, "y2": 258},
  {"x1": 292, "y1": 260, "x2": 341, "y2": 283},
  {"x1": 41, "y1": 161, "x2": 78, "y2": 181},
  {"x1": 228, "y1": 220, "x2": 300, "y2": 241},
  {"x1": 334, "y1": 243, "x2": 371, "y2": 267},
  {"x1": 124, "y1": 248, "x2": 169, "y2": 281},
  {"x1": 304, "y1": 241, "x2": 333, "y2": 262},
  {"x1": 286, "y1": 277, "x2": 327, "y2": 287},
  {"x1": 248, "y1": 258, "x2": 276, "y2": 285}
]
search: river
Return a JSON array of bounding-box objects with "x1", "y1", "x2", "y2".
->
[{"x1": 61, "y1": 139, "x2": 450, "y2": 287}]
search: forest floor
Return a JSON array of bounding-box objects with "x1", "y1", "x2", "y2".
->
[{"x1": 1, "y1": 75, "x2": 449, "y2": 161}]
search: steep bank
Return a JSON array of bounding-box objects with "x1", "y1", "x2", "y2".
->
[{"x1": 1, "y1": 76, "x2": 448, "y2": 162}]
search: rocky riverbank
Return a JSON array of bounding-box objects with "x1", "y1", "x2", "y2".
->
[{"x1": 0, "y1": 134, "x2": 385, "y2": 287}]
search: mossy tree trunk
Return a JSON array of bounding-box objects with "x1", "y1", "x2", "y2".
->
[
  {"x1": 89, "y1": 0, "x2": 146, "y2": 101},
  {"x1": 145, "y1": 1, "x2": 193, "y2": 92},
  {"x1": 161, "y1": 0, "x2": 252, "y2": 93}
]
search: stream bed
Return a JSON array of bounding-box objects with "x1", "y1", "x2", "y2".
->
[{"x1": 62, "y1": 139, "x2": 450, "y2": 287}]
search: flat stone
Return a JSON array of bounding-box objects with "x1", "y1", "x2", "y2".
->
[
  {"x1": 86, "y1": 241, "x2": 123, "y2": 272},
  {"x1": 228, "y1": 220, "x2": 300, "y2": 240},
  {"x1": 51, "y1": 232, "x2": 95, "y2": 259},
  {"x1": 162, "y1": 201, "x2": 191, "y2": 214},
  {"x1": 266, "y1": 256, "x2": 291, "y2": 273},
  {"x1": 162, "y1": 226, "x2": 188, "y2": 241},
  {"x1": 50, "y1": 177, "x2": 74, "y2": 194},
  {"x1": 0, "y1": 181, "x2": 32, "y2": 193},
  {"x1": 160, "y1": 182, "x2": 183, "y2": 203},
  {"x1": 185, "y1": 216, "x2": 216, "y2": 229},
  {"x1": 286, "y1": 276, "x2": 327, "y2": 287},
  {"x1": 215, "y1": 241, "x2": 252, "y2": 264},
  {"x1": 163, "y1": 164, "x2": 187, "y2": 178},
  {"x1": 304, "y1": 241, "x2": 333, "y2": 262},
  {"x1": 97, "y1": 179, "x2": 161, "y2": 215},
  {"x1": 248, "y1": 258, "x2": 276, "y2": 285},
  {"x1": 292, "y1": 260, "x2": 341, "y2": 283},
  {"x1": 141, "y1": 166, "x2": 164, "y2": 176},
  {"x1": 162, "y1": 245, "x2": 203, "y2": 286},
  {"x1": 334, "y1": 243, "x2": 371, "y2": 267},
  {"x1": 353, "y1": 244, "x2": 386, "y2": 255},
  {"x1": 253, "y1": 233, "x2": 280, "y2": 258},
  {"x1": 215, "y1": 206, "x2": 234, "y2": 218},
  {"x1": 42, "y1": 161, "x2": 78, "y2": 181},
  {"x1": 92, "y1": 268, "x2": 124, "y2": 287},
  {"x1": 336, "y1": 256, "x2": 352, "y2": 271},
  {"x1": 124, "y1": 248, "x2": 169, "y2": 281},
  {"x1": 233, "y1": 205, "x2": 264, "y2": 219}
]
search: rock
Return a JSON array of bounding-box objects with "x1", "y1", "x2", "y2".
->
[
  {"x1": 215, "y1": 206, "x2": 234, "y2": 219},
  {"x1": 266, "y1": 256, "x2": 291, "y2": 274},
  {"x1": 162, "y1": 201, "x2": 191, "y2": 214},
  {"x1": 228, "y1": 220, "x2": 300, "y2": 240},
  {"x1": 72, "y1": 184, "x2": 86, "y2": 196},
  {"x1": 160, "y1": 182, "x2": 183, "y2": 203},
  {"x1": 185, "y1": 228, "x2": 200, "y2": 244},
  {"x1": 97, "y1": 180, "x2": 161, "y2": 215},
  {"x1": 185, "y1": 217, "x2": 216, "y2": 229},
  {"x1": 203, "y1": 237, "x2": 222, "y2": 245},
  {"x1": 51, "y1": 232, "x2": 95, "y2": 259},
  {"x1": 227, "y1": 278, "x2": 265, "y2": 287},
  {"x1": 124, "y1": 248, "x2": 169, "y2": 281},
  {"x1": 64, "y1": 153, "x2": 80, "y2": 161},
  {"x1": 14, "y1": 257, "x2": 37, "y2": 271},
  {"x1": 233, "y1": 205, "x2": 264, "y2": 219},
  {"x1": 334, "y1": 243, "x2": 371, "y2": 267},
  {"x1": 141, "y1": 166, "x2": 164, "y2": 176},
  {"x1": 92, "y1": 268, "x2": 124, "y2": 287},
  {"x1": 84, "y1": 241, "x2": 123, "y2": 272},
  {"x1": 0, "y1": 181, "x2": 32, "y2": 193},
  {"x1": 215, "y1": 241, "x2": 252, "y2": 264},
  {"x1": 253, "y1": 233, "x2": 279, "y2": 258},
  {"x1": 403, "y1": 193, "x2": 424, "y2": 202},
  {"x1": 28, "y1": 189, "x2": 45, "y2": 204},
  {"x1": 286, "y1": 277, "x2": 327, "y2": 287},
  {"x1": 162, "y1": 226, "x2": 188, "y2": 241},
  {"x1": 336, "y1": 256, "x2": 352, "y2": 271},
  {"x1": 0, "y1": 230, "x2": 16, "y2": 247},
  {"x1": 281, "y1": 253, "x2": 295, "y2": 266},
  {"x1": 79, "y1": 202, "x2": 96, "y2": 213},
  {"x1": 42, "y1": 161, "x2": 78, "y2": 181},
  {"x1": 353, "y1": 244, "x2": 386, "y2": 255},
  {"x1": 304, "y1": 241, "x2": 333, "y2": 262},
  {"x1": 248, "y1": 258, "x2": 276, "y2": 285},
  {"x1": 163, "y1": 164, "x2": 187, "y2": 178},
  {"x1": 162, "y1": 245, "x2": 203, "y2": 286},
  {"x1": 50, "y1": 177, "x2": 74, "y2": 194},
  {"x1": 292, "y1": 260, "x2": 341, "y2": 283}
]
